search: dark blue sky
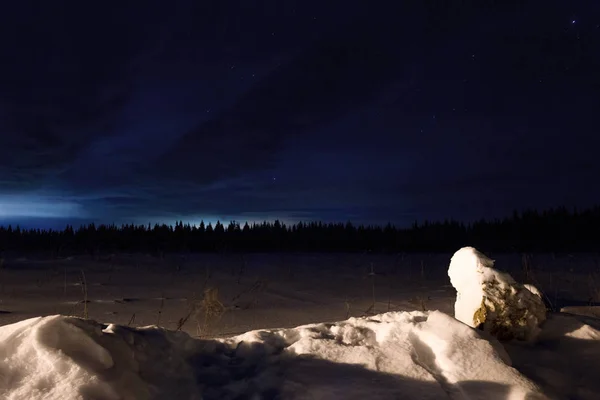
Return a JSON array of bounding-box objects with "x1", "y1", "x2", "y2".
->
[{"x1": 1, "y1": 1, "x2": 599, "y2": 229}]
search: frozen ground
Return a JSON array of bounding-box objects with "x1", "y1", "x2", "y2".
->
[
  {"x1": 0, "y1": 252, "x2": 599, "y2": 399},
  {"x1": 0, "y1": 253, "x2": 462, "y2": 335}
]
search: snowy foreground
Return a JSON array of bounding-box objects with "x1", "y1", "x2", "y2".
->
[
  {"x1": 1, "y1": 309, "x2": 600, "y2": 399},
  {"x1": 1, "y1": 249, "x2": 600, "y2": 399}
]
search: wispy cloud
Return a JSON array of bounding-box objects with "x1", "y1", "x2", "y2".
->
[{"x1": 0, "y1": 195, "x2": 84, "y2": 219}]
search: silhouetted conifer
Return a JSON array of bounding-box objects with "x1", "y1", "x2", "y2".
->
[{"x1": 0, "y1": 206, "x2": 599, "y2": 254}]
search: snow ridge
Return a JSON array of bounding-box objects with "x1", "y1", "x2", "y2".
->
[{"x1": 0, "y1": 311, "x2": 546, "y2": 400}]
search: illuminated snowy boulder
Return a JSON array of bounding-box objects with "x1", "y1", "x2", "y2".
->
[{"x1": 448, "y1": 247, "x2": 546, "y2": 342}]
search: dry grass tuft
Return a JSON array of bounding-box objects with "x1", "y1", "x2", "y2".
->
[
  {"x1": 80, "y1": 270, "x2": 88, "y2": 319},
  {"x1": 156, "y1": 293, "x2": 165, "y2": 327},
  {"x1": 176, "y1": 267, "x2": 213, "y2": 332},
  {"x1": 521, "y1": 253, "x2": 534, "y2": 283},
  {"x1": 588, "y1": 272, "x2": 600, "y2": 305},
  {"x1": 409, "y1": 295, "x2": 430, "y2": 312},
  {"x1": 196, "y1": 287, "x2": 226, "y2": 337},
  {"x1": 231, "y1": 279, "x2": 268, "y2": 310},
  {"x1": 0, "y1": 257, "x2": 4, "y2": 294},
  {"x1": 344, "y1": 297, "x2": 352, "y2": 319}
]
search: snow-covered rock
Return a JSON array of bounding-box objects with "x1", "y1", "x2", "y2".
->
[
  {"x1": 448, "y1": 247, "x2": 547, "y2": 342},
  {"x1": 0, "y1": 311, "x2": 545, "y2": 400}
]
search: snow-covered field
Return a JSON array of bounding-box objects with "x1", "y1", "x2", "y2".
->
[{"x1": 0, "y1": 252, "x2": 599, "y2": 399}]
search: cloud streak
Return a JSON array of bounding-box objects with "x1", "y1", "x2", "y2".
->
[{"x1": 0, "y1": 195, "x2": 84, "y2": 219}]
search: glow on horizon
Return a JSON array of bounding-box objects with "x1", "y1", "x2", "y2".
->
[
  {"x1": 133, "y1": 218, "x2": 257, "y2": 228},
  {"x1": 0, "y1": 197, "x2": 312, "y2": 228},
  {"x1": 130, "y1": 215, "x2": 302, "y2": 228}
]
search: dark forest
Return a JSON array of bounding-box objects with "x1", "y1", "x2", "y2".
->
[{"x1": 1, "y1": 206, "x2": 599, "y2": 255}]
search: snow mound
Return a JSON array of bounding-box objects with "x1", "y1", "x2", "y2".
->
[
  {"x1": 0, "y1": 315, "x2": 204, "y2": 400},
  {"x1": 0, "y1": 311, "x2": 546, "y2": 400},
  {"x1": 448, "y1": 247, "x2": 547, "y2": 341},
  {"x1": 504, "y1": 312, "x2": 600, "y2": 400}
]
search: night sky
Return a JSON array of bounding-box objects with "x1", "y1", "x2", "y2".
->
[{"x1": 0, "y1": 1, "x2": 599, "y2": 229}]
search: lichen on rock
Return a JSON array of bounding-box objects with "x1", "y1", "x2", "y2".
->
[{"x1": 472, "y1": 299, "x2": 487, "y2": 328}]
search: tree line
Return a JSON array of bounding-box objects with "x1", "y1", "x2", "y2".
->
[{"x1": 0, "y1": 206, "x2": 599, "y2": 256}]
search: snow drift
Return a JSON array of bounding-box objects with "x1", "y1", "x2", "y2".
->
[{"x1": 0, "y1": 311, "x2": 546, "y2": 400}]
